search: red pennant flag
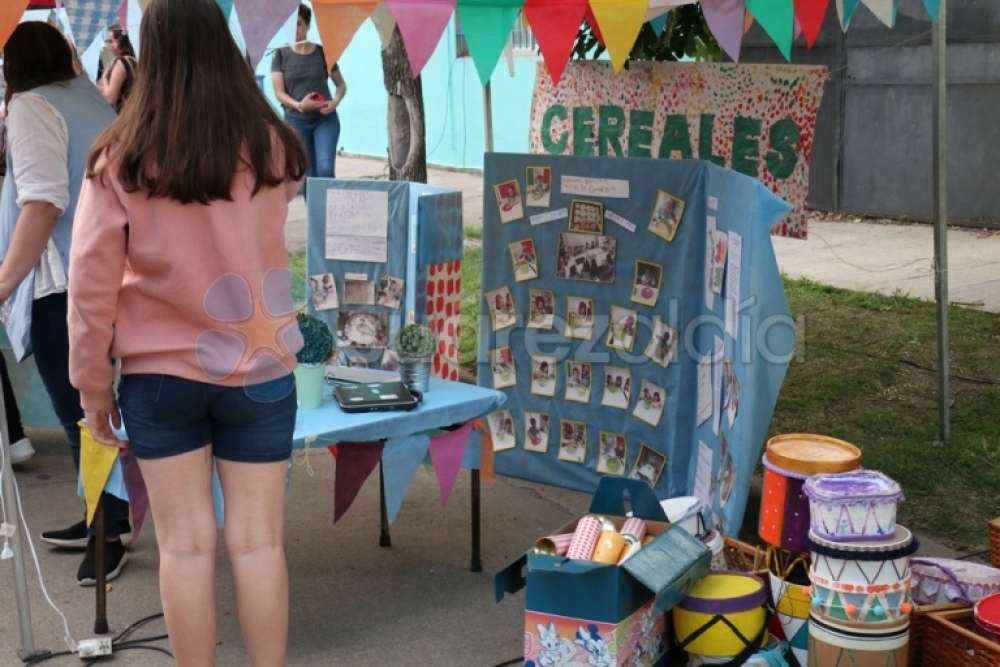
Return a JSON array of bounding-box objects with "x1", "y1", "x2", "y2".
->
[
  {"x1": 118, "y1": 449, "x2": 149, "y2": 542},
  {"x1": 333, "y1": 442, "x2": 384, "y2": 523},
  {"x1": 428, "y1": 422, "x2": 472, "y2": 507},
  {"x1": 794, "y1": 0, "x2": 830, "y2": 48},
  {"x1": 523, "y1": 0, "x2": 589, "y2": 86},
  {"x1": 327, "y1": 444, "x2": 339, "y2": 460}
]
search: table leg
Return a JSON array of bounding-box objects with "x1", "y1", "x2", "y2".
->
[
  {"x1": 379, "y1": 460, "x2": 392, "y2": 547},
  {"x1": 470, "y1": 469, "x2": 482, "y2": 572}
]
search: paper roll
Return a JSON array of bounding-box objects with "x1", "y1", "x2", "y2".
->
[
  {"x1": 533, "y1": 533, "x2": 574, "y2": 556},
  {"x1": 567, "y1": 515, "x2": 602, "y2": 560},
  {"x1": 621, "y1": 517, "x2": 647, "y2": 542},
  {"x1": 592, "y1": 530, "x2": 627, "y2": 564},
  {"x1": 617, "y1": 539, "x2": 644, "y2": 564}
]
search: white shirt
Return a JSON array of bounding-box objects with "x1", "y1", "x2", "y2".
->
[{"x1": 6, "y1": 92, "x2": 70, "y2": 298}]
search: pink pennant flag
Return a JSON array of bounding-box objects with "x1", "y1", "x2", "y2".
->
[
  {"x1": 428, "y1": 422, "x2": 472, "y2": 507},
  {"x1": 233, "y1": 0, "x2": 298, "y2": 68},
  {"x1": 387, "y1": 0, "x2": 456, "y2": 78},
  {"x1": 118, "y1": 449, "x2": 150, "y2": 542},
  {"x1": 701, "y1": 0, "x2": 746, "y2": 62},
  {"x1": 117, "y1": 0, "x2": 126, "y2": 27},
  {"x1": 333, "y1": 442, "x2": 384, "y2": 523}
]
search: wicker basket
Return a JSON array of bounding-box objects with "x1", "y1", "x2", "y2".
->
[
  {"x1": 908, "y1": 602, "x2": 971, "y2": 667},
  {"x1": 919, "y1": 608, "x2": 1000, "y2": 667},
  {"x1": 722, "y1": 536, "x2": 768, "y2": 579},
  {"x1": 989, "y1": 518, "x2": 1000, "y2": 570}
]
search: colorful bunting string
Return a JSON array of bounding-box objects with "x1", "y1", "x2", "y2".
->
[
  {"x1": 428, "y1": 422, "x2": 473, "y2": 507},
  {"x1": 332, "y1": 441, "x2": 384, "y2": 523},
  {"x1": 64, "y1": 0, "x2": 120, "y2": 50},
  {"x1": 0, "y1": 2, "x2": 31, "y2": 51},
  {"x1": 702, "y1": 0, "x2": 746, "y2": 62},
  {"x1": 313, "y1": 0, "x2": 381, "y2": 70},
  {"x1": 589, "y1": 0, "x2": 649, "y2": 72},
  {"x1": 744, "y1": 0, "x2": 794, "y2": 61},
  {"x1": 794, "y1": 0, "x2": 830, "y2": 48},
  {"x1": 522, "y1": 0, "x2": 588, "y2": 86},
  {"x1": 836, "y1": 0, "x2": 862, "y2": 30},
  {"x1": 455, "y1": 0, "x2": 525, "y2": 85},
  {"x1": 861, "y1": 0, "x2": 895, "y2": 28},
  {"x1": 118, "y1": 449, "x2": 150, "y2": 542},
  {"x1": 380, "y1": 435, "x2": 431, "y2": 524},
  {"x1": 233, "y1": 0, "x2": 297, "y2": 68},
  {"x1": 386, "y1": 0, "x2": 456, "y2": 78}
]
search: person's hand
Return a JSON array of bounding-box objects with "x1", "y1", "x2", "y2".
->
[
  {"x1": 319, "y1": 100, "x2": 338, "y2": 115},
  {"x1": 298, "y1": 93, "x2": 323, "y2": 113},
  {"x1": 84, "y1": 390, "x2": 129, "y2": 449}
]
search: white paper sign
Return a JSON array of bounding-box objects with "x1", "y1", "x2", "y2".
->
[
  {"x1": 530, "y1": 208, "x2": 568, "y2": 226},
  {"x1": 712, "y1": 336, "x2": 724, "y2": 435},
  {"x1": 325, "y1": 189, "x2": 389, "y2": 263},
  {"x1": 725, "y1": 232, "x2": 743, "y2": 339},
  {"x1": 605, "y1": 210, "x2": 636, "y2": 232},
  {"x1": 697, "y1": 354, "x2": 712, "y2": 426},
  {"x1": 704, "y1": 216, "x2": 716, "y2": 311},
  {"x1": 694, "y1": 441, "x2": 714, "y2": 507},
  {"x1": 708, "y1": 195, "x2": 719, "y2": 211},
  {"x1": 560, "y1": 175, "x2": 630, "y2": 198}
]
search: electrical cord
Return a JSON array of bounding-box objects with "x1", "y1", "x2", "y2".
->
[{"x1": 490, "y1": 658, "x2": 523, "y2": 667}]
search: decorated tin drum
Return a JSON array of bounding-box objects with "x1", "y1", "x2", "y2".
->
[
  {"x1": 673, "y1": 573, "x2": 768, "y2": 658},
  {"x1": 807, "y1": 613, "x2": 909, "y2": 667},
  {"x1": 805, "y1": 527, "x2": 917, "y2": 623},
  {"x1": 767, "y1": 547, "x2": 812, "y2": 667},
  {"x1": 759, "y1": 435, "x2": 861, "y2": 552},
  {"x1": 910, "y1": 557, "x2": 1000, "y2": 605},
  {"x1": 803, "y1": 471, "x2": 903, "y2": 542},
  {"x1": 974, "y1": 592, "x2": 1000, "y2": 641}
]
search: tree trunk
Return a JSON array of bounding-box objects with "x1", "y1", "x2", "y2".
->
[{"x1": 381, "y1": 27, "x2": 427, "y2": 183}]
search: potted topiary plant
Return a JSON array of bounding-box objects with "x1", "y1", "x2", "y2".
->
[
  {"x1": 294, "y1": 312, "x2": 334, "y2": 409},
  {"x1": 394, "y1": 322, "x2": 437, "y2": 393}
]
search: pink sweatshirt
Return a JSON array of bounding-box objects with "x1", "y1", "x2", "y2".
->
[{"x1": 68, "y1": 150, "x2": 304, "y2": 411}]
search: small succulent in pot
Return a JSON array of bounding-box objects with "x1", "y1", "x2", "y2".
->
[
  {"x1": 394, "y1": 323, "x2": 436, "y2": 360},
  {"x1": 295, "y1": 312, "x2": 334, "y2": 366}
]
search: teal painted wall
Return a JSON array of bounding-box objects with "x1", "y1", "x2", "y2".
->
[{"x1": 256, "y1": 20, "x2": 537, "y2": 171}]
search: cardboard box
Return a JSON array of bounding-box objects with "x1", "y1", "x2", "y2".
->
[{"x1": 495, "y1": 478, "x2": 711, "y2": 667}]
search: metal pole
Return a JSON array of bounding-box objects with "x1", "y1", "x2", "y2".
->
[
  {"x1": 0, "y1": 388, "x2": 44, "y2": 660},
  {"x1": 483, "y1": 81, "x2": 494, "y2": 153},
  {"x1": 932, "y1": 0, "x2": 950, "y2": 444}
]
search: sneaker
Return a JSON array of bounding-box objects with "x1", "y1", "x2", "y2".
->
[
  {"x1": 41, "y1": 519, "x2": 89, "y2": 549},
  {"x1": 77, "y1": 536, "x2": 128, "y2": 586},
  {"x1": 9, "y1": 437, "x2": 35, "y2": 465}
]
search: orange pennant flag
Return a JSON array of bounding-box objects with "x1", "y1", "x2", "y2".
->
[
  {"x1": 744, "y1": 7, "x2": 755, "y2": 34},
  {"x1": 0, "y1": 1, "x2": 31, "y2": 50},
  {"x1": 473, "y1": 419, "x2": 495, "y2": 482},
  {"x1": 312, "y1": 0, "x2": 381, "y2": 69}
]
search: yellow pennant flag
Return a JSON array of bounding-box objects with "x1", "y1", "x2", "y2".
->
[
  {"x1": 80, "y1": 423, "x2": 121, "y2": 527},
  {"x1": 312, "y1": 0, "x2": 381, "y2": 69},
  {"x1": 588, "y1": 0, "x2": 648, "y2": 73},
  {"x1": 0, "y1": 1, "x2": 31, "y2": 49}
]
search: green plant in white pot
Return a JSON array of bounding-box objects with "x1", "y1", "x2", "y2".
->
[
  {"x1": 294, "y1": 312, "x2": 334, "y2": 409},
  {"x1": 394, "y1": 323, "x2": 436, "y2": 393}
]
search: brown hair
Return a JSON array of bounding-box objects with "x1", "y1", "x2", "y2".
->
[
  {"x1": 87, "y1": 0, "x2": 306, "y2": 204},
  {"x1": 3, "y1": 22, "x2": 76, "y2": 107}
]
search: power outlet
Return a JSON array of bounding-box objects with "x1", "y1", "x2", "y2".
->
[{"x1": 77, "y1": 638, "x2": 113, "y2": 657}]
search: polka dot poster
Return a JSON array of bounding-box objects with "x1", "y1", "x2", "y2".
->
[{"x1": 423, "y1": 261, "x2": 462, "y2": 382}]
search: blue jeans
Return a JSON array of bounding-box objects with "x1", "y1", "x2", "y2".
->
[
  {"x1": 31, "y1": 292, "x2": 130, "y2": 534},
  {"x1": 286, "y1": 112, "x2": 340, "y2": 196}
]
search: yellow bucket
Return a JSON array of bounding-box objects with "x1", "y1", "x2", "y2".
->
[{"x1": 673, "y1": 572, "x2": 768, "y2": 657}]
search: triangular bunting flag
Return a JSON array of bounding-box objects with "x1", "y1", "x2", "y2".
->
[
  {"x1": 369, "y1": 1, "x2": 398, "y2": 49},
  {"x1": 795, "y1": 0, "x2": 830, "y2": 48},
  {"x1": 216, "y1": 0, "x2": 235, "y2": 19},
  {"x1": 744, "y1": 0, "x2": 794, "y2": 61},
  {"x1": 836, "y1": 0, "x2": 861, "y2": 30},
  {"x1": 387, "y1": 0, "x2": 456, "y2": 78},
  {"x1": 118, "y1": 448, "x2": 150, "y2": 542},
  {"x1": 64, "y1": 0, "x2": 120, "y2": 51},
  {"x1": 522, "y1": 0, "x2": 588, "y2": 86},
  {"x1": 428, "y1": 422, "x2": 472, "y2": 506},
  {"x1": 233, "y1": 0, "x2": 297, "y2": 68},
  {"x1": 381, "y1": 435, "x2": 431, "y2": 524},
  {"x1": 333, "y1": 441, "x2": 384, "y2": 523},
  {"x1": 583, "y1": 6, "x2": 605, "y2": 46},
  {"x1": 475, "y1": 421, "x2": 495, "y2": 481},
  {"x1": 744, "y1": 7, "x2": 755, "y2": 34},
  {"x1": 116, "y1": 0, "x2": 126, "y2": 28},
  {"x1": 211, "y1": 462, "x2": 226, "y2": 528},
  {"x1": 702, "y1": 0, "x2": 746, "y2": 62},
  {"x1": 588, "y1": 0, "x2": 647, "y2": 73},
  {"x1": 644, "y1": 0, "x2": 698, "y2": 23},
  {"x1": 313, "y1": 0, "x2": 381, "y2": 71},
  {"x1": 860, "y1": 0, "x2": 896, "y2": 27},
  {"x1": 921, "y1": 0, "x2": 940, "y2": 22},
  {"x1": 80, "y1": 427, "x2": 121, "y2": 527},
  {"x1": 0, "y1": 2, "x2": 31, "y2": 51},
  {"x1": 328, "y1": 444, "x2": 340, "y2": 459},
  {"x1": 455, "y1": 0, "x2": 525, "y2": 85},
  {"x1": 648, "y1": 12, "x2": 668, "y2": 36}
]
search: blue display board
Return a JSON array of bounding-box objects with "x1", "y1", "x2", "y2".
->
[{"x1": 478, "y1": 153, "x2": 795, "y2": 535}]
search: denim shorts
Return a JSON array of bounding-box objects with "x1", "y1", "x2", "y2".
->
[{"x1": 118, "y1": 373, "x2": 297, "y2": 463}]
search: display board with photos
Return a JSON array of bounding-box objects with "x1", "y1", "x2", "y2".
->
[
  {"x1": 478, "y1": 153, "x2": 795, "y2": 536},
  {"x1": 305, "y1": 179, "x2": 465, "y2": 381}
]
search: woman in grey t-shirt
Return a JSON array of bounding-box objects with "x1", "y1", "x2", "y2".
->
[{"x1": 271, "y1": 3, "x2": 347, "y2": 191}]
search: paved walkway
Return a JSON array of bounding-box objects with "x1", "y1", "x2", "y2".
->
[{"x1": 292, "y1": 154, "x2": 1000, "y2": 314}]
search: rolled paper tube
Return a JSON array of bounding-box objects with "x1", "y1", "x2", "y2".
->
[
  {"x1": 594, "y1": 515, "x2": 617, "y2": 532},
  {"x1": 642, "y1": 535, "x2": 656, "y2": 546},
  {"x1": 566, "y1": 515, "x2": 602, "y2": 560},
  {"x1": 532, "y1": 533, "x2": 573, "y2": 556},
  {"x1": 592, "y1": 530, "x2": 627, "y2": 564},
  {"x1": 621, "y1": 517, "x2": 647, "y2": 542},
  {"x1": 616, "y1": 539, "x2": 644, "y2": 565}
]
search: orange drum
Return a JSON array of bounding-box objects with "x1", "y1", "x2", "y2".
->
[{"x1": 759, "y1": 435, "x2": 861, "y2": 552}]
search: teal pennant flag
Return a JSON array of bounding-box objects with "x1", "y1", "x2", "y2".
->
[
  {"x1": 836, "y1": 0, "x2": 861, "y2": 29},
  {"x1": 216, "y1": 0, "x2": 234, "y2": 19},
  {"x1": 456, "y1": 0, "x2": 526, "y2": 85},
  {"x1": 922, "y1": 0, "x2": 940, "y2": 21},
  {"x1": 745, "y1": 0, "x2": 794, "y2": 61}
]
